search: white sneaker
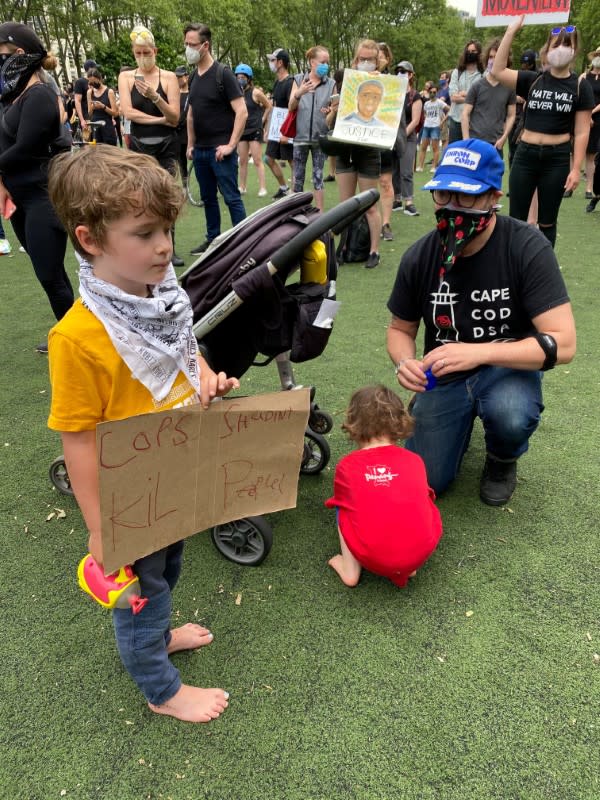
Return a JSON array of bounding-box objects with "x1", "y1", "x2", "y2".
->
[
  {"x1": 238, "y1": 187, "x2": 247, "y2": 195},
  {"x1": 258, "y1": 188, "x2": 268, "y2": 197},
  {"x1": 429, "y1": 167, "x2": 435, "y2": 173},
  {"x1": 0, "y1": 238, "x2": 11, "y2": 255},
  {"x1": 19, "y1": 245, "x2": 26, "y2": 253},
  {"x1": 415, "y1": 167, "x2": 423, "y2": 173}
]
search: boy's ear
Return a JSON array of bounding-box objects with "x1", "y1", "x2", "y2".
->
[{"x1": 75, "y1": 225, "x2": 103, "y2": 256}]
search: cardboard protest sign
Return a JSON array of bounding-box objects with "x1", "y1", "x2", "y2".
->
[
  {"x1": 330, "y1": 69, "x2": 407, "y2": 150},
  {"x1": 97, "y1": 389, "x2": 310, "y2": 573},
  {"x1": 268, "y1": 106, "x2": 291, "y2": 143},
  {"x1": 476, "y1": 0, "x2": 570, "y2": 27}
]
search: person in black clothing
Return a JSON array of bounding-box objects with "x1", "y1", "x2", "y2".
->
[
  {"x1": 583, "y1": 46, "x2": 600, "y2": 201},
  {"x1": 174, "y1": 65, "x2": 190, "y2": 190},
  {"x1": 0, "y1": 21, "x2": 74, "y2": 350},
  {"x1": 234, "y1": 63, "x2": 271, "y2": 197},
  {"x1": 118, "y1": 25, "x2": 184, "y2": 266},
  {"x1": 86, "y1": 68, "x2": 118, "y2": 144},
  {"x1": 73, "y1": 58, "x2": 96, "y2": 135},
  {"x1": 387, "y1": 139, "x2": 576, "y2": 506},
  {"x1": 265, "y1": 48, "x2": 294, "y2": 199},
  {"x1": 492, "y1": 16, "x2": 594, "y2": 247}
]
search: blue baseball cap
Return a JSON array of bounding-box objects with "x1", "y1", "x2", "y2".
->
[{"x1": 422, "y1": 139, "x2": 504, "y2": 194}]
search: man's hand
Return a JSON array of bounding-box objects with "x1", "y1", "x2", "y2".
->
[
  {"x1": 394, "y1": 357, "x2": 428, "y2": 392},
  {"x1": 215, "y1": 143, "x2": 234, "y2": 161},
  {"x1": 422, "y1": 342, "x2": 487, "y2": 377}
]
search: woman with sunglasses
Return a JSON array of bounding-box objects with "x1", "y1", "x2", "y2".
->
[{"x1": 492, "y1": 17, "x2": 594, "y2": 247}]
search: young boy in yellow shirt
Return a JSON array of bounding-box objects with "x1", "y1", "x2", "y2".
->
[{"x1": 47, "y1": 145, "x2": 239, "y2": 723}]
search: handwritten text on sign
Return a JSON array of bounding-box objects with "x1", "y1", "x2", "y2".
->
[
  {"x1": 476, "y1": 0, "x2": 570, "y2": 26},
  {"x1": 97, "y1": 389, "x2": 310, "y2": 573}
]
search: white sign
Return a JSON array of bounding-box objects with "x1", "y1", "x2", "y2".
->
[{"x1": 268, "y1": 106, "x2": 291, "y2": 143}]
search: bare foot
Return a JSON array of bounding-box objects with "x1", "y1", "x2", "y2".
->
[
  {"x1": 328, "y1": 555, "x2": 360, "y2": 587},
  {"x1": 148, "y1": 683, "x2": 229, "y2": 723},
  {"x1": 167, "y1": 623, "x2": 213, "y2": 655}
]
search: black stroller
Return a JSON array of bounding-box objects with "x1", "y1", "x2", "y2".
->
[{"x1": 49, "y1": 189, "x2": 379, "y2": 566}]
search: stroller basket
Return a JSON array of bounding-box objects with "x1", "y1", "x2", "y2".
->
[{"x1": 180, "y1": 189, "x2": 378, "y2": 378}]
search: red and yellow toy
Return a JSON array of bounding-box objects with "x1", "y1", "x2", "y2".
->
[{"x1": 77, "y1": 555, "x2": 148, "y2": 614}]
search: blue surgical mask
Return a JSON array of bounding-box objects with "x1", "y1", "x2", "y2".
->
[{"x1": 315, "y1": 63, "x2": 329, "y2": 79}]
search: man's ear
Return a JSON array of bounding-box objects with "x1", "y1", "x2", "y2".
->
[{"x1": 75, "y1": 224, "x2": 103, "y2": 256}]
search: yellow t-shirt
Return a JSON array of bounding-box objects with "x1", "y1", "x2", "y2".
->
[{"x1": 48, "y1": 299, "x2": 199, "y2": 432}]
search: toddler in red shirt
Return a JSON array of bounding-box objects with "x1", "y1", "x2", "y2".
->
[{"x1": 326, "y1": 384, "x2": 442, "y2": 587}]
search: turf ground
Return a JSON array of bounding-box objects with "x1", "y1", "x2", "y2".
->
[{"x1": 1, "y1": 157, "x2": 599, "y2": 799}]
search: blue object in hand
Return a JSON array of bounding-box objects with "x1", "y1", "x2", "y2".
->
[{"x1": 424, "y1": 368, "x2": 437, "y2": 391}]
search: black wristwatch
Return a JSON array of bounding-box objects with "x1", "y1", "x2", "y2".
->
[{"x1": 533, "y1": 332, "x2": 557, "y2": 371}]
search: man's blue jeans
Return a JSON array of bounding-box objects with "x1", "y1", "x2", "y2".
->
[
  {"x1": 405, "y1": 367, "x2": 544, "y2": 496},
  {"x1": 112, "y1": 541, "x2": 184, "y2": 706},
  {"x1": 193, "y1": 146, "x2": 246, "y2": 242}
]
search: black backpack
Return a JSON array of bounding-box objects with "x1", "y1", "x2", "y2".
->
[{"x1": 336, "y1": 213, "x2": 370, "y2": 263}]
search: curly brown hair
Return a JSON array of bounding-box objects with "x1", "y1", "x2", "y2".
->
[
  {"x1": 342, "y1": 384, "x2": 414, "y2": 444},
  {"x1": 48, "y1": 145, "x2": 185, "y2": 257}
]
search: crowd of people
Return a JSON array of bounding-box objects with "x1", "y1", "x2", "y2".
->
[{"x1": 0, "y1": 15, "x2": 591, "y2": 726}]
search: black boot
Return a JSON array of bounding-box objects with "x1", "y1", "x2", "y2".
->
[{"x1": 479, "y1": 454, "x2": 517, "y2": 506}]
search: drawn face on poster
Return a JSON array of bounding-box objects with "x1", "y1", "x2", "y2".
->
[{"x1": 330, "y1": 69, "x2": 407, "y2": 150}]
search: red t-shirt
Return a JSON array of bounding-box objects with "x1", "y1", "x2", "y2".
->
[{"x1": 325, "y1": 445, "x2": 442, "y2": 586}]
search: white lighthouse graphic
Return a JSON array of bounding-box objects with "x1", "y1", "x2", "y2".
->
[{"x1": 430, "y1": 278, "x2": 459, "y2": 343}]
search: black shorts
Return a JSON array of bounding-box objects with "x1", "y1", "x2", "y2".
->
[
  {"x1": 241, "y1": 128, "x2": 263, "y2": 143},
  {"x1": 266, "y1": 139, "x2": 294, "y2": 161},
  {"x1": 335, "y1": 145, "x2": 381, "y2": 179},
  {"x1": 379, "y1": 149, "x2": 393, "y2": 173}
]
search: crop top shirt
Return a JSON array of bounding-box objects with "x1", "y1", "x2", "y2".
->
[{"x1": 517, "y1": 69, "x2": 594, "y2": 136}]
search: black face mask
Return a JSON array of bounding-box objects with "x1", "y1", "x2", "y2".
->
[{"x1": 465, "y1": 51, "x2": 479, "y2": 64}]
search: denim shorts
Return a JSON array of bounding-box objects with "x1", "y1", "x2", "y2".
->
[{"x1": 421, "y1": 126, "x2": 441, "y2": 141}]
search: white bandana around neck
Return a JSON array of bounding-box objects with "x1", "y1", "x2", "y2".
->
[{"x1": 78, "y1": 259, "x2": 201, "y2": 401}]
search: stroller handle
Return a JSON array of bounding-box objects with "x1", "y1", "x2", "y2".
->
[{"x1": 268, "y1": 188, "x2": 379, "y2": 273}]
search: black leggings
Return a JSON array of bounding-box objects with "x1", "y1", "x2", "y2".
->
[
  {"x1": 509, "y1": 141, "x2": 571, "y2": 248},
  {"x1": 593, "y1": 151, "x2": 600, "y2": 197},
  {"x1": 8, "y1": 179, "x2": 73, "y2": 320}
]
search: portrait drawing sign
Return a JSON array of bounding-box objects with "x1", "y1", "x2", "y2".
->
[{"x1": 330, "y1": 69, "x2": 408, "y2": 150}]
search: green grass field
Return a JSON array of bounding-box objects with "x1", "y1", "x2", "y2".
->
[{"x1": 1, "y1": 157, "x2": 599, "y2": 800}]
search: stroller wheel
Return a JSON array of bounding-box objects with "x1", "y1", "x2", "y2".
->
[
  {"x1": 211, "y1": 516, "x2": 273, "y2": 566},
  {"x1": 301, "y1": 430, "x2": 330, "y2": 475},
  {"x1": 49, "y1": 455, "x2": 74, "y2": 496},
  {"x1": 309, "y1": 407, "x2": 333, "y2": 435},
  {"x1": 186, "y1": 163, "x2": 204, "y2": 207}
]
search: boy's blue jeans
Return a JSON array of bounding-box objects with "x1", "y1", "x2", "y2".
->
[
  {"x1": 112, "y1": 541, "x2": 184, "y2": 706},
  {"x1": 405, "y1": 366, "x2": 544, "y2": 496},
  {"x1": 193, "y1": 146, "x2": 246, "y2": 242}
]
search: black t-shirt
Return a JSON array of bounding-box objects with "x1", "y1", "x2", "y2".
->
[
  {"x1": 271, "y1": 75, "x2": 293, "y2": 109},
  {"x1": 387, "y1": 215, "x2": 569, "y2": 377},
  {"x1": 517, "y1": 69, "x2": 594, "y2": 135},
  {"x1": 188, "y1": 61, "x2": 242, "y2": 146},
  {"x1": 74, "y1": 76, "x2": 89, "y2": 120}
]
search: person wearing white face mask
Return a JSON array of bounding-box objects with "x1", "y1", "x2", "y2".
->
[
  {"x1": 118, "y1": 26, "x2": 183, "y2": 264},
  {"x1": 183, "y1": 23, "x2": 247, "y2": 254},
  {"x1": 264, "y1": 48, "x2": 294, "y2": 199},
  {"x1": 492, "y1": 17, "x2": 594, "y2": 247},
  {"x1": 583, "y1": 46, "x2": 600, "y2": 204}
]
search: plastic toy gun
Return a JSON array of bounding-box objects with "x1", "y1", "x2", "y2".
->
[{"x1": 77, "y1": 555, "x2": 148, "y2": 614}]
